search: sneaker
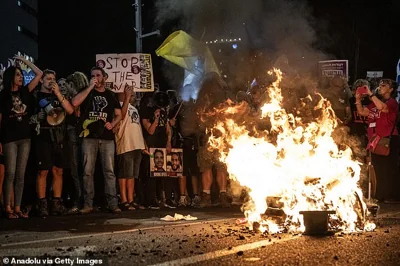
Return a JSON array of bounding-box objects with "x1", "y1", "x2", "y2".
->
[
  {"x1": 79, "y1": 206, "x2": 93, "y2": 214},
  {"x1": 178, "y1": 196, "x2": 188, "y2": 207},
  {"x1": 164, "y1": 199, "x2": 177, "y2": 209},
  {"x1": 198, "y1": 193, "x2": 212, "y2": 208},
  {"x1": 110, "y1": 207, "x2": 122, "y2": 213},
  {"x1": 51, "y1": 198, "x2": 66, "y2": 215},
  {"x1": 148, "y1": 198, "x2": 161, "y2": 210},
  {"x1": 219, "y1": 192, "x2": 231, "y2": 208},
  {"x1": 37, "y1": 198, "x2": 49, "y2": 217},
  {"x1": 191, "y1": 195, "x2": 201, "y2": 207},
  {"x1": 67, "y1": 206, "x2": 80, "y2": 215}
]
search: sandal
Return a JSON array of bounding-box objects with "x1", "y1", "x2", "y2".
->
[
  {"x1": 15, "y1": 211, "x2": 28, "y2": 219},
  {"x1": 6, "y1": 212, "x2": 19, "y2": 219},
  {"x1": 132, "y1": 202, "x2": 145, "y2": 210},
  {"x1": 119, "y1": 202, "x2": 134, "y2": 211}
]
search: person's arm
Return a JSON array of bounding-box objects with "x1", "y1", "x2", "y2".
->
[
  {"x1": 14, "y1": 55, "x2": 43, "y2": 92},
  {"x1": 142, "y1": 109, "x2": 160, "y2": 135},
  {"x1": 51, "y1": 82, "x2": 74, "y2": 115},
  {"x1": 369, "y1": 94, "x2": 389, "y2": 113},
  {"x1": 166, "y1": 119, "x2": 172, "y2": 152},
  {"x1": 121, "y1": 86, "x2": 133, "y2": 120},
  {"x1": 72, "y1": 77, "x2": 96, "y2": 107}
]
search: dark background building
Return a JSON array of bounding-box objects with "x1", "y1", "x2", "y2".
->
[{"x1": 0, "y1": 0, "x2": 38, "y2": 65}]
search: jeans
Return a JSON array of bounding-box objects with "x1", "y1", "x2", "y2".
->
[
  {"x1": 82, "y1": 138, "x2": 118, "y2": 209},
  {"x1": 3, "y1": 139, "x2": 31, "y2": 207},
  {"x1": 67, "y1": 125, "x2": 82, "y2": 207}
]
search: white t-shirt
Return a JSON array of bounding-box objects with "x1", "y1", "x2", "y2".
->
[{"x1": 115, "y1": 102, "x2": 145, "y2": 155}]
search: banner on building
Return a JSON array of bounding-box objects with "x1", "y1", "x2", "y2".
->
[
  {"x1": 166, "y1": 148, "x2": 183, "y2": 177},
  {"x1": 366, "y1": 71, "x2": 383, "y2": 90},
  {"x1": 318, "y1": 60, "x2": 349, "y2": 79},
  {"x1": 95, "y1": 53, "x2": 154, "y2": 93}
]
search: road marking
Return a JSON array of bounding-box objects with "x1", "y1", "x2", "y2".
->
[
  {"x1": 151, "y1": 236, "x2": 299, "y2": 266},
  {"x1": 0, "y1": 218, "x2": 236, "y2": 248}
]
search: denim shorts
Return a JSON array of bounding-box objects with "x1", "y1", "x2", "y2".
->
[{"x1": 117, "y1": 149, "x2": 142, "y2": 179}]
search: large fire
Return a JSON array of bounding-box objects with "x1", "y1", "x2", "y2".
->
[{"x1": 208, "y1": 69, "x2": 375, "y2": 234}]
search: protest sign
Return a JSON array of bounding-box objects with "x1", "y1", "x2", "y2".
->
[
  {"x1": 96, "y1": 53, "x2": 154, "y2": 93},
  {"x1": 150, "y1": 148, "x2": 168, "y2": 177},
  {"x1": 166, "y1": 148, "x2": 183, "y2": 177},
  {"x1": 0, "y1": 52, "x2": 36, "y2": 88},
  {"x1": 318, "y1": 60, "x2": 349, "y2": 79},
  {"x1": 366, "y1": 71, "x2": 383, "y2": 91}
]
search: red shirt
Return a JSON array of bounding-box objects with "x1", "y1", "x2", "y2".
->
[{"x1": 367, "y1": 98, "x2": 398, "y2": 139}]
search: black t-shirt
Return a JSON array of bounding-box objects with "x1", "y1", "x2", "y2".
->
[
  {"x1": 141, "y1": 105, "x2": 168, "y2": 148},
  {"x1": 169, "y1": 101, "x2": 198, "y2": 138},
  {"x1": 80, "y1": 89, "x2": 120, "y2": 140},
  {"x1": 0, "y1": 86, "x2": 33, "y2": 143}
]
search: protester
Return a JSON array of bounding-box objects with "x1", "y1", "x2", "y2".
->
[
  {"x1": 195, "y1": 72, "x2": 233, "y2": 208},
  {"x1": 0, "y1": 56, "x2": 43, "y2": 219},
  {"x1": 114, "y1": 86, "x2": 146, "y2": 211},
  {"x1": 32, "y1": 69, "x2": 74, "y2": 217},
  {"x1": 63, "y1": 72, "x2": 89, "y2": 214},
  {"x1": 355, "y1": 79, "x2": 399, "y2": 202},
  {"x1": 141, "y1": 91, "x2": 174, "y2": 209},
  {"x1": 72, "y1": 67, "x2": 122, "y2": 214}
]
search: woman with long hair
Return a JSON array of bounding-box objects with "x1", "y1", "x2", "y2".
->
[
  {"x1": 355, "y1": 79, "x2": 399, "y2": 202},
  {"x1": 0, "y1": 56, "x2": 42, "y2": 218}
]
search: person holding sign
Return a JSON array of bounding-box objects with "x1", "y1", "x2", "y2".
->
[
  {"x1": 72, "y1": 67, "x2": 122, "y2": 214},
  {"x1": 141, "y1": 91, "x2": 175, "y2": 209},
  {"x1": 114, "y1": 85, "x2": 146, "y2": 211}
]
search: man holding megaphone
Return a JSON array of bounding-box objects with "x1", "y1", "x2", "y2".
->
[{"x1": 34, "y1": 69, "x2": 74, "y2": 217}]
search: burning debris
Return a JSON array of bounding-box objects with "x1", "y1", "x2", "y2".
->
[{"x1": 207, "y1": 69, "x2": 376, "y2": 234}]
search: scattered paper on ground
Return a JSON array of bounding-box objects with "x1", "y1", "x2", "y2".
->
[{"x1": 160, "y1": 213, "x2": 198, "y2": 221}]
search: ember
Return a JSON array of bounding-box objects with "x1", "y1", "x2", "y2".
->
[{"x1": 208, "y1": 69, "x2": 376, "y2": 234}]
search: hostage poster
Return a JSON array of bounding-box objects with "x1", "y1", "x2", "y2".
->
[
  {"x1": 95, "y1": 53, "x2": 155, "y2": 93},
  {"x1": 150, "y1": 148, "x2": 167, "y2": 177},
  {"x1": 166, "y1": 148, "x2": 183, "y2": 177},
  {"x1": 318, "y1": 60, "x2": 349, "y2": 79}
]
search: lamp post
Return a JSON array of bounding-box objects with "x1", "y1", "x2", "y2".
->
[{"x1": 134, "y1": 0, "x2": 160, "y2": 53}]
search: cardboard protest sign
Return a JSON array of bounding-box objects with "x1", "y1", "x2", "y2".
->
[
  {"x1": 318, "y1": 60, "x2": 349, "y2": 79},
  {"x1": 95, "y1": 53, "x2": 154, "y2": 93},
  {"x1": 150, "y1": 148, "x2": 168, "y2": 177},
  {"x1": 366, "y1": 71, "x2": 383, "y2": 91},
  {"x1": 166, "y1": 148, "x2": 183, "y2": 177}
]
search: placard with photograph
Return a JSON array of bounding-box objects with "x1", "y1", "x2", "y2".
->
[
  {"x1": 149, "y1": 148, "x2": 167, "y2": 177},
  {"x1": 166, "y1": 148, "x2": 183, "y2": 177}
]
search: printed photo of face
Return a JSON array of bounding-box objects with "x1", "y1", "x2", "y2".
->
[
  {"x1": 171, "y1": 153, "x2": 181, "y2": 171},
  {"x1": 153, "y1": 149, "x2": 165, "y2": 172}
]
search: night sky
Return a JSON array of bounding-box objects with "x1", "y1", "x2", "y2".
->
[{"x1": 37, "y1": 0, "x2": 400, "y2": 88}]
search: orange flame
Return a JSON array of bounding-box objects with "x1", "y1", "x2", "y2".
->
[{"x1": 208, "y1": 68, "x2": 375, "y2": 233}]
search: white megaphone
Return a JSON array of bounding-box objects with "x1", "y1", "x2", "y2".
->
[{"x1": 39, "y1": 98, "x2": 65, "y2": 126}]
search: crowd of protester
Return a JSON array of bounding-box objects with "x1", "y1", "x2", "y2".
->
[
  {"x1": 0, "y1": 58, "x2": 243, "y2": 219},
  {"x1": 0, "y1": 56, "x2": 399, "y2": 220}
]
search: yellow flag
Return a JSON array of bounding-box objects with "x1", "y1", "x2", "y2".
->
[{"x1": 156, "y1": 30, "x2": 219, "y2": 75}]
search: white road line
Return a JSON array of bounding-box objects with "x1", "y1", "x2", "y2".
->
[
  {"x1": 151, "y1": 236, "x2": 299, "y2": 266},
  {"x1": 0, "y1": 218, "x2": 236, "y2": 248}
]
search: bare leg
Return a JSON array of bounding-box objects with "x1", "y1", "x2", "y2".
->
[
  {"x1": 52, "y1": 166, "x2": 63, "y2": 198},
  {"x1": 127, "y1": 179, "x2": 134, "y2": 203},
  {"x1": 119, "y1": 179, "x2": 127, "y2": 203},
  {"x1": 37, "y1": 170, "x2": 48, "y2": 199}
]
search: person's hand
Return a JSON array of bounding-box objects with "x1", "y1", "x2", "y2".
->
[
  {"x1": 105, "y1": 122, "x2": 113, "y2": 130},
  {"x1": 112, "y1": 122, "x2": 120, "y2": 134},
  {"x1": 355, "y1": 92, "x2": 362, "y2": 101},
  {"x1": 154, "y1": 109, "x2": 161, "y2": 120},
  {"x1": 142, "y1": 149, "x2": 151, "y2": 155},
  {"x1": 38, "y1": 110, "x2": 46, "y2": 120},
  {"x1": 366, "y1": 86, "x2": 373, "y2": 97},
  {"x1": 13, "y1": 55, "x2": 27, "y2": 63},
  {"x1": 51, "y1": 82, "x2": 61, "y2": 96},
  {"x1": 89, "y1": 77, "x2": 98, "y2": 89},
  {"x1": 169, "y1": 117, "x2": 176, "y2": 127},
  {"x1": 124, "y1": 85, "x2": 133, "y2": 99},
  {"x1": 166, "y1": 141, "x2": 172, "y2": 153}
]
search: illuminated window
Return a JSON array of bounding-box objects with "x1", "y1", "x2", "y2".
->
[{"x1": 17, "y1": 0, "x2": 37, "y2": 17}]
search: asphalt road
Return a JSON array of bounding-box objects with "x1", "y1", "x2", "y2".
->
[{"x1": 1, "y1": 204, "x2": 400, "y2": 266}]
